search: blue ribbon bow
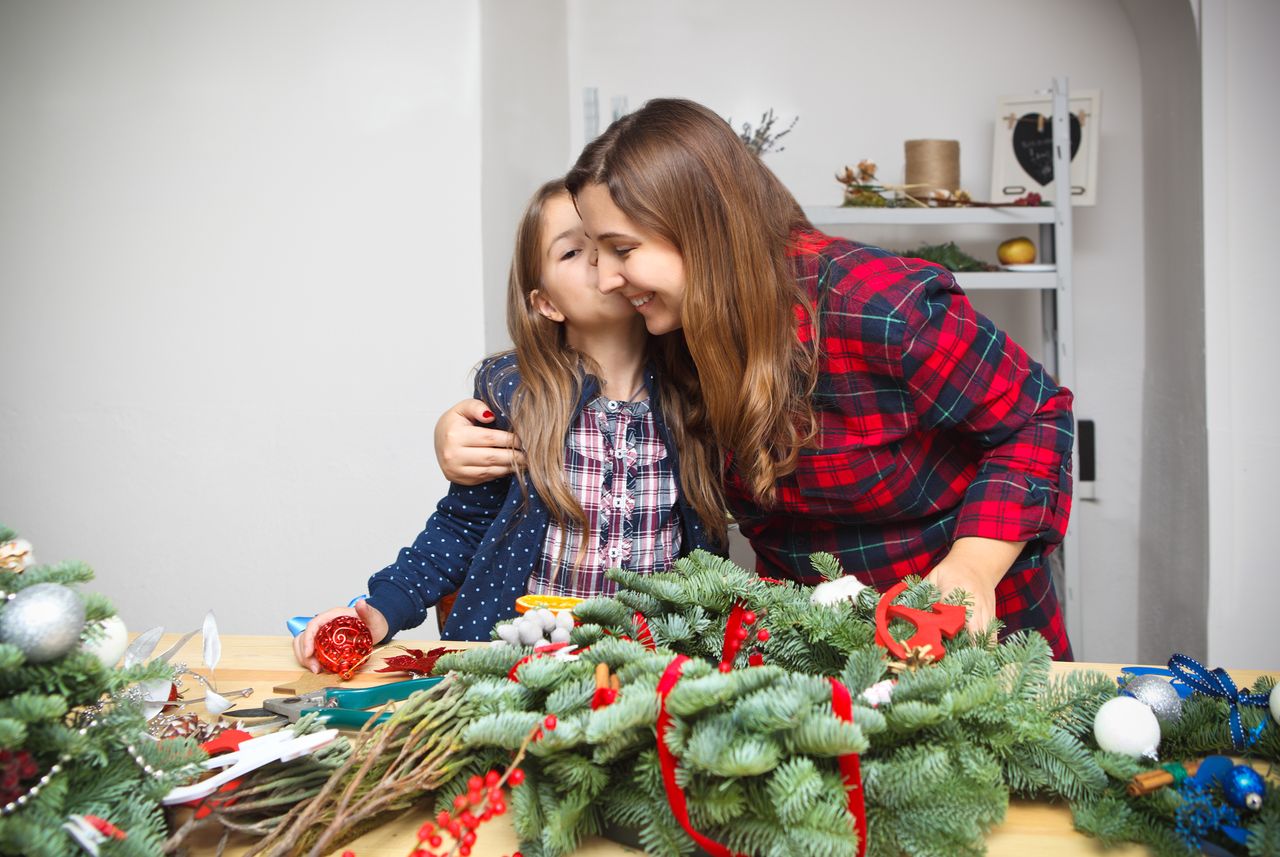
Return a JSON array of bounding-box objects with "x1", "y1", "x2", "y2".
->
[{"x1": 1167, "y1": 653, "x2": 1270, "y2": 750}]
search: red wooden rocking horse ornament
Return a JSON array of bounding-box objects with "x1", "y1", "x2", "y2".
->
[{"x1": 873, "y1": 581, "x2": 967, "y2": 661}]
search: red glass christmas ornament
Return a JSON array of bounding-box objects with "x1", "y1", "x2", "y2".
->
[{"x1": 314, "y1": 616, "x2": 374, "y2": 680}]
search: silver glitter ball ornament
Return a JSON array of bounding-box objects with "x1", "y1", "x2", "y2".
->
[
  {"x1": 1122, "y1": 674, "x2": 1183, "y2": 728},
  {"x1": 0, "y1": 582, "x2": 87, "y2": 663}
]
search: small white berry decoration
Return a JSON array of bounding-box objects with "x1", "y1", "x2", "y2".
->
[
  {"x1": 493, "y1": 608, "x2": 576, "y2": 648},
  {"x1": 811, "y1": 575, "x2": 869, "y2": 606},
  {"x1": 1094, "y1": 696, "x2": 1161, "y2": 759}
]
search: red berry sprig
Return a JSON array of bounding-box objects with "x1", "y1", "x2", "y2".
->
[
  {"x1": 400, "y1": 719, "x2": 548, "y2": 857},
  {"x1": 402, "y1": 768, "x2": 517, "y2": 857},
  {"x1": 719, "y1": 602, "x2": 766, "y2": 672}
]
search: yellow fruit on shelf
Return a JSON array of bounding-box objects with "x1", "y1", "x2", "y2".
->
[{"x1": 997, "y1": 236, "x2": 1037, "y2": 265}]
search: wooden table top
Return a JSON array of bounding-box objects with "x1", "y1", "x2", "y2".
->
[{"x1": 167, "y1": 635, "x2": 1269, "y2": 857}]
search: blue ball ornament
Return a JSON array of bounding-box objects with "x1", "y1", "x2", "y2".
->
[{"x1": 1222, "y1": 764, "x2": 1266, "y2": 812}]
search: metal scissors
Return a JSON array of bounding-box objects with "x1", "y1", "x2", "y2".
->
[{"x1": 259, "y1": 676, "x2": 444, "y2": 729}]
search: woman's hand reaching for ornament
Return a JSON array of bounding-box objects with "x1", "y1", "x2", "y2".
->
[
  {"x1": 923, "y1": 537, "x2": 1024, "y2": 637},
  {"x1": 434, "y1": 398, "x2": 524, "y2": 485},
  {"x1": 293, "y1": 600, "x2": 388, "y2": 674}
]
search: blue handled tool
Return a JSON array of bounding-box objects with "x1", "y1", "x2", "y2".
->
[{"x1": 262, "y1": 676, "x2": 444, "y2": 729}]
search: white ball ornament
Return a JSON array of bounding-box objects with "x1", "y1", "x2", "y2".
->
[
  {"x1": 1094, "y1": 696, "x2": 1162, "y2": 759},
  {"x1": 82, "y1": 614, "x2": 130, "y2": 667},
  {"x1": 1271, "y1": 683, "x2": 1279, "y2": 725}
]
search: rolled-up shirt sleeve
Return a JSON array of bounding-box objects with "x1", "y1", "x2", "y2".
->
[{"x1": 895, "y1": 269, "x2": 1074, "y2": 547}]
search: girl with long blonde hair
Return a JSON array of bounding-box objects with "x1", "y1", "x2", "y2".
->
[
  {"x1": 439, "y1": 99, "x2": 1077, "y2": 660},
  {"x1": 294, "y1": 178, "x2": 722, "y2": 667}
]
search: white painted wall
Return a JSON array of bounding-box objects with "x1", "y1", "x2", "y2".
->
[
  {"x1": 0, "y1": 2, "x2": 484, "y2": 636},
  {"x1": 565, "y1": 0, "x2": 1146, "y2": 662},
  {"x1": 480, "y1": 0, "x2": 571, "y2": 354},
  {"x1": 1203, "y1": 0, "x2": 1280, "y2": 671},
  {"x1": 1122, "y1": 0, "x2": 1208, "y2": 665}
]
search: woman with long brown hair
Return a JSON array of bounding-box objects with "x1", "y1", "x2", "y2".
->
[
  {"x1": 437, "y1": 99, "x2": 1076, "y2": 659},
  {"x1": 293, "y1": 177, "x2": 722, "y2": 668}
]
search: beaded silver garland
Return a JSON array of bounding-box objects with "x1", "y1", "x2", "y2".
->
[
  {"x1": 0, "y1": 760, "x2": 64, "y2": 814},
  {"x1": 2, "y1": 706, "x2": 188, "y2": 815}
]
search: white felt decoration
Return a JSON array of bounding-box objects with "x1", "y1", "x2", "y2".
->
[
  {"x1": 123, "y1": 626, "x2": 165, "y2": 669},
  {"x1": 203, "y1": 688, "x2": 232, "y2": 716},
  {"x1": 153, "y1": 628, "x2": 199, "y2": 665},
  {"x1": 140, "y1": 677, "x2": 174, "y2": 721},
  {"x1": 202, "y1": 610, "x2": 221, "y2": 670}
]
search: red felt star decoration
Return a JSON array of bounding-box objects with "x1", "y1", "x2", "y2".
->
[{"x1": 374, "y1": 645, "x2": 458, "y2": 676}]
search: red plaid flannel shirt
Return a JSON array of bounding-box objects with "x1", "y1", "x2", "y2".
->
[{"x1": 725, "y1": 230, "x2": 1075, "y2": 659}]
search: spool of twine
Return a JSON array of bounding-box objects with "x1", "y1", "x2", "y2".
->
[{"x1": 904, "y1": 139, "x2": 960, "y2": 200}]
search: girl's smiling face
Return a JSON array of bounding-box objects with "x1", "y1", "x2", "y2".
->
[
  {"x1": 575, "y1": 183, "x2": 688, "y2": 336},
  {"x1": 531, "y1": 192, "x2": 639, "y2": 331}
]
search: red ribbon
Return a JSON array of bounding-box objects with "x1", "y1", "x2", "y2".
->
[
  {"x1": 633, "y1": 611, "x2": 657, "y2": 650},
  {"x1": 507, "y1": 641, "x2": 575, "y2": 681},
  {"x1": 719, "y1": 602, "x2": 748, "y2": 671},
  {"x1": 828, "y1": 678, "x2": 868, "y2": 857},
  {"x1": 655, "y1": 656, "x2": 868, "y2": 856},
  {"x1": 656, "y1": 656, "x2": 743, "y2": 857}
]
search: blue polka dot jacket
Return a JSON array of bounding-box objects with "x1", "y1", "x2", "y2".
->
[{"x1": 364, "y1": 352, "x2": 720, "y2": 642}]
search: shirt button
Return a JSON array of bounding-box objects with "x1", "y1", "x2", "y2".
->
[
  {"x1": 613, "y1": 496, "x2": 625, "y2": 508},
  {"x1": 608, "y1": 547, "x2": 621, "y2": 558},
  {"x1": 606, "y1": 400, "x2": 619, "y2": 411},
  {"x1": 615, "y1": 446, "x2": 626, "y2": 458}
]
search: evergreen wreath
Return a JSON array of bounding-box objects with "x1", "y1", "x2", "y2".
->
[
  {"x1": 11, "y1": 534, "x2": 1274, "y2": 857},
  {"x1": 442, "y1": 550, "x2": 1277, "y2": 857}
]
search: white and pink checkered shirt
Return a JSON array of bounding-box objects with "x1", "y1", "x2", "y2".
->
[{"x1": 528, "y1": 395, "x2": 682, "y2": 598}]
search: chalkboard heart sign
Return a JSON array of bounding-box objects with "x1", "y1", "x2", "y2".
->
[{"x1": 1011, "y1": 113, "x2": 1082, "y2": 186}]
